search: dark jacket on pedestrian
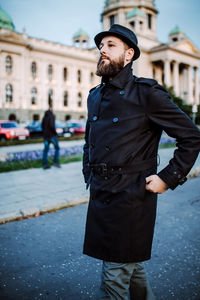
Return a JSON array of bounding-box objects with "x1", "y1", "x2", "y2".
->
[
  {"x1": 82, "y1": 62, "x2": 200, "y2": 263},
  {"x1": 41, "y1": 109, "x2": 57, "y2": 139}
]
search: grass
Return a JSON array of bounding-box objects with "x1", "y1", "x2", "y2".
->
[
  {"x1": 159, "y1": 143, "x2": 176, "y2": 149},
  {"x1": 0, "y1": 154, "x2": 83, "y2": 173}
]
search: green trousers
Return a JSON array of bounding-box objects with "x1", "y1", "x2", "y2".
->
[{"x1": 98, "y1": 261, "x2": 155, "y2": 300}]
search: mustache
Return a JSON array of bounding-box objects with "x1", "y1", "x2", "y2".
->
[{"x1": 99, "y1": 55, "x2": 110, "y2": 62}]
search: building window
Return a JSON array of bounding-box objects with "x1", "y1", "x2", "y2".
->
[
  {"x1": 147, "y1": 14, "x2": 152, "y2": 29},
  {"x1": 5, "y1": 84, "x2": 13, "y2": 102},
  {"x1": 5, "y1": 55, "x2": 12, "y2": 73},
  {"x1": 64, "y1": 91, "x2": 68, "y2": 107},
  {"x1": 153, "y1": 68, "x2": 156, "y2": 79},
  {"x1": 172, "y1": 37, "x2": 178, "y2": 42},
  {"x1": 65, "y1": 115, "x2": 71, "y2": 121},
  {"x1": 31, "y1": 87, "x2": 37, "y2": 105},
  {"x1": 31, "y1": 62, "x2": 37, "y2": 79},
  {"x1": 33, "y1": 114, "x2": 40, "y2": 121},
  {"x1": 130, "y1": 21, "x2": 135, "y2": 30},
  {"x1": 77, "y1": 69, "x2": 82, "y2": 83},
  {"x1": 48, "y1": 64, "x2": 53, "y2": 81},
  {"x1": 77, "y1": 92, "x2": 82, "y2": 107},
  {"x1": 48, "y1": 89, "x2": 53, "y2": 107},
  {"x1": 139, "y1": 21, "x2": 143, "y2": 30},
  {"x1": 63, "y1": 67, "x2": 68, "y2": 81},
  {"x1": 90, "y1": 72, "x2": 94, "y2": 84},
  {"x1": 9, "y1": 114, "x2": 16, "y2": 121},
  {"x1": 110, "y1": 15, "x2": 115, "y2": 27}
]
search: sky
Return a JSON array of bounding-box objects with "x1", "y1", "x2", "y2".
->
[{"x1": 0, "y1": 0, "x2": 200, "y2": 49}]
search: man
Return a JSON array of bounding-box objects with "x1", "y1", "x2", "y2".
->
[
  {"x1": 82, "y1": 24, "x2": 200, "y2": 299},
  {"x1": 41, "y1": 105, "x2": 60, "y2": 169}
]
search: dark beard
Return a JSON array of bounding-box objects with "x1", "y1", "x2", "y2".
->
[{"x1": 96, "y1": 54, "x2": 125, "y2": 78}]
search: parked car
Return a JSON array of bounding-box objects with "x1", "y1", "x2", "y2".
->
[
  {"x1": 26, "y1": 120, "x2": 73, "y2": 139},
  {"x1": 0, "y1": 120, "x2": 30, "y2": 141},
  {"x1": 25, "y1": 121, "x2": 42, "y2": 138},
  {"x1": 55, "y1": 120, "x2": 74, "y2": 137},
  {"x1": 66, "y1": 121, "x2": 86, "y2": 135}
]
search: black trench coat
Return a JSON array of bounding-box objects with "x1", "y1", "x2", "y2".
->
[{"x1": 82, "y1": 63, "x2": 200, "y2": 263}]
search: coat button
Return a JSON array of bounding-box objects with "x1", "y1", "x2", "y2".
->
[
  {"x1": 120, "y1": 90, "x2": 125, "y2": 95},
  {"x1": 93, "y1": 116, "x2": 97, "y2": 121},
  {"x1": 91, "y1": 143, "x2": 94, "y2": 149},
  {"x1": 105, "y1": 146, "x2": 110, "y2": 151},
  {"x1": 113, "y1": 117, "x2": 119, "y2": 123}
]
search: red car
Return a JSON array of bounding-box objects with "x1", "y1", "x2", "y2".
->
[
  {"x1": 66, "y1": 122, "x2": 85, "y2": 135},
  {"x1": 0, "y1": 121, "x2": 30, "y2": 141}
]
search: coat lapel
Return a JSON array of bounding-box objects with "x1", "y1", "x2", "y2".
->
[{"x1": 88, "y1": 84, "x2": 106, "y2": 119}]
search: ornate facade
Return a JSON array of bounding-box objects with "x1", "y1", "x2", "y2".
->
[
  {"x1": 0, "y1": 8, "x2": 99, "y2": 122},
  {"x1": 0, "y1": 0, "x2": 200, "y2": 122},
  {"x1": 103, "y1": 0, "x2": 200, "y2": 107}
]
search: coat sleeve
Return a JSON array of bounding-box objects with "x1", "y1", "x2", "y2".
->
[
  {"x1": 144, "y1": 83, "x2": 200, "y2": 190},
  {"x1": 82, "y1": 120, "x2": 90, "y2": 183}
]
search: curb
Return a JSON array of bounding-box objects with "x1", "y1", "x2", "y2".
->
[{"x1": 0, "y1": 197, "x2": 88, "y2": 225}]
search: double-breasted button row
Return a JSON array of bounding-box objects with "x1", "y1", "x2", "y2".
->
[{"x1": 92, "y1": 115, "x2": 119, "y2": 123}]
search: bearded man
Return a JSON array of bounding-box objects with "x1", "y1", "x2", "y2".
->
[{"x1": 82, "y1": 24, "x2": 200, "y2": 299}]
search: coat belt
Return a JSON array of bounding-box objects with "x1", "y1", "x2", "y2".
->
[{"x1": 89, "y1": 157, "x2": 157, "y2": 177}]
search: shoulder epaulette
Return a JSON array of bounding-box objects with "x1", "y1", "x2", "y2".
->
[
  {"x1": 135, "y1": 77, "x2": 157, "y2": 87},
  {"x1": 89, "y1": 84, "x2": 102, "y2": 93}
]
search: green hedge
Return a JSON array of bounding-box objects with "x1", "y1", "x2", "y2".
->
[{"x1": 166, "y1": 86, "x2": 200, "y2": 125}]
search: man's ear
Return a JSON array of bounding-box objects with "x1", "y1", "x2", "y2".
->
[{"x1": 125, "y1": 48, "x2": 134, "y2": 63}]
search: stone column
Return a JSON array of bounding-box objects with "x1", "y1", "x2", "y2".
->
[
  {"x1": 164, "y1": 59, "x2": 171, "y2": 87},
  {"x1": 194, "y1": 67, "x2": 199, "y2": 105},
  {"x1": 118, "y1": 8, "x2": 124, "y2": 25},
  {"x1": 187, "y1": 65, "x2": 193, "y2": 104},
  {"x1": 173, "y1": 61, "x2": 179, "y2": 96}
]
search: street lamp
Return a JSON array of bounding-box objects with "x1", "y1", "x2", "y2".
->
[{"x1": 192, "y1": 104, "x2": 198, "y2": 124}]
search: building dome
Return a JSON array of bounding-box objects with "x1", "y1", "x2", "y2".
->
[
  {"x1": 73, "y1": 28, "x2": 89, "y2": 39},
  {"x1": 0, "y1": 6, "x2": 15, "y2": 30},
  {"x1": 126, "y1": 7, "x2": 145, "y2": 19},
  {"x1": 169, "y1": 25, "x2": 184, "y2": 36},
  {"x1": 73, "y1": 28, "x2": 89, "y2": 49}
]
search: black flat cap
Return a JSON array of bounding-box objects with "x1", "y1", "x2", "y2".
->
[{"x1": 94, "y1": 24, "x2": 140, "y2": 61}]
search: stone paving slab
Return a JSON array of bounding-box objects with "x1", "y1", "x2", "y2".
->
[
  {"x1": 0, "y1": 147, "x2": 199, "y2": 224},
  {"x1": 0, "y1": 162, "x2": 89, "y2": 223}
]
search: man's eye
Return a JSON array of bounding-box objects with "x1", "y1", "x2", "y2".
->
[{"x1": 108, "y1": 44, "x2": 114, "y2": 47}]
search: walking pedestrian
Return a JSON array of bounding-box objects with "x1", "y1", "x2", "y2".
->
[
  {"x1": 82, "y1": 24, "x2": 200, "y2": 299},
  {"x1": 41, "y1": 105, "x2": 60, "y2": 169}
]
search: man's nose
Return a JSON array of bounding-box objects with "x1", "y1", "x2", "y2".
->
[{"x1": 100, "y1": 45, "x2": 106, "y2": 55}]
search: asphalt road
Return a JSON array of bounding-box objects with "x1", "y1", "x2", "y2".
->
[{"x1": 0, "y1": 177, "x2": 200, "y2": 300}]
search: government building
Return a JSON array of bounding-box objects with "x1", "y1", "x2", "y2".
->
[{"x1": 0, "y1": 0, "x2": 200, "y2": 122}]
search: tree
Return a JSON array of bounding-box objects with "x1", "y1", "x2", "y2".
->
[{"x1": 165, "y1": 86, "x2": 200, "y2": 125}]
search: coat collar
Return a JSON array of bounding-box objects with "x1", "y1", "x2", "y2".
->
[{"x1": 102, "y1": 62, "x2": 134, "y2": 89}]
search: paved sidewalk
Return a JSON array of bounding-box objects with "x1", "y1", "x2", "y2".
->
[{"x1": 0, "y1": 147, "x2": 199, "y2": 224}]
